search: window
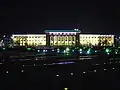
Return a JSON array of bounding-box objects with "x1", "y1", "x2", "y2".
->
[
  {"x1": 65, "y1": 36, "x2": 67, "y2": 41},
  {"x1": 72, "y1": 36, "x2": 75, "y2": 41}
]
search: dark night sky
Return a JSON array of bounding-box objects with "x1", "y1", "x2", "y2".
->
[{"x1": 0, "y1": 0, "x2": 120, "y2": 35}]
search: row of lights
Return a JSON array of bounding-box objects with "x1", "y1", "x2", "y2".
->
[{"x1": 5, "y1": 67, "x2": 116, "y2": 74}]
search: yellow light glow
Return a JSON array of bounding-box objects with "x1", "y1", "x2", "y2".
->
[
  {"x1": 12, "y1": 34, "x2": 46, "y2": 46},
  {"x1": 64, "y1": 88, "x2": 68, "y2": 90},
  {"x1": 79, "y1": 34, "x2": 114, "y2": 46}
]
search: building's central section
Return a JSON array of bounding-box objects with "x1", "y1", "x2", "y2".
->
[{"x1": 45, "y1": 30, "x2": 81, "y2": 46}]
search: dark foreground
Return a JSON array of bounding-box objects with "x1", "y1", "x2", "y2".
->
[{"x1": 1, "y1": 55, "x2": 120, "y2": 90}]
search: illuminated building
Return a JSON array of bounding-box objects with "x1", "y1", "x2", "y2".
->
[
  {"x1": 10, "y1": 29, "x2": 115, "y2": 47},
  {"x1": 11, "y1": 34, "x2": 46, "y2": 46},
  {"x1": 80, "y1": 34, "x2": 114, "y2": 46},
  {"x1": 80, "y1": 34, "x2": 100, "y2": 46},
  {"x1": 45, "y1": 29, "x2": 81, "y2": 46},
  {"x1": 99, "y1": 35, "x2": 114, "y2": 46}
]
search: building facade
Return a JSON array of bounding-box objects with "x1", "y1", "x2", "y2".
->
[
  {"x1": 45, "y1": 29, "x2": 81, "y2": 46},
  {"x1": 80, "y1": 34, "x2": 114, "y2": 46},
  {"x1": 11, "y1": 34, "x2": 46, "y2": 46},
  {"x1": 11, "y1": 30, "x2": 115, "y2": 47}
]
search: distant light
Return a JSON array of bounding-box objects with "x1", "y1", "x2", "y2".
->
[
  {"x1": 70, "y1": 73, "x2": 73, "y2": 75},
  {"x1": 79, "y1": 49, "x2": 82, "y2": 52},
  {"x1": 104, "y1": 69, "x2": 107, "y2": 71},
  {"x1": 44, "y1": 64, "x2": 46, "y2": 65},
  {"x1": 23, "y1": 65, "x2": 25, "y2": 67},
  {"x1": 105, "y1": 48, "x2": 110, "y2": 53},
  {"x1": 57, "y1": 48, "x2": 59, "y2": 51},
  {"x1": 80, "y1": 51, "x2": 82, "y2": 54},
  {"x1": 33, "y1": 64, "x2": 36, "y2": 66},
  {"x1": 27, "y1": 48, "x2": 31, "y2": 51},
  {"x1": 43, "y1": 49, "x2": 46, "y2": 52},
  {"x1": 87, "y1": 51, "x2": 90, "y2": 54},
  {"x1": 95, "y1": 50, "x2": 97, "y2": 52},
  {"x1": 37, "y1": 50, "x2": 40, "y2": 52},
  {"x1": 115, "y1": 52, "x2": 118, "y2": 54},
  {"x1": 52, "y1": 49, "x2": 54, "y2": 51},
  {"x1": 6, "y1": 71, "x2": 8, "y2": 74},
  {"x1": 107, "y1": 53, "x2": 110, "y2": 55},
  {"x1": 66, "y1": 47, "x2": 70, "y2": 51},
  {"x1": 56, "y1": 74, "x2": 59, "y2": 77},
  {"x1": 63, "y1": 50, "x2": 66, "y2": 53},
  {"x1": 57, "y1": 50, "x2": 60, "y2": 53},
  {"x1": 3, "y1": 35, "x2": 5, "y2": 37},
  {"x1": 95, "y1": 64, "x2": 99, "y2": 65},
  {"x1": 21, "y1": 70, "x2": 24, "y2": 72},
  {"x1": 94, "y1": 70, "x2": 96, "y2": 72},
  {"x1": 72, "y1": 50, "x2": 74, "y2": 52},
  {"x1": 64, "y1": 88, "x2": 68, "y2": 90},
  {"x1": 83, "y1": 72, "x2": 86, "y2": 74},
  {"x1": 45, "y1": 50, "x2": 47, "y2": 52},
  {"x1": 2, "y1": 48, "x2": 5, "y2": 50},
  {"x1": 112, "y1": 68, "x2": 115, "y2": 70}
]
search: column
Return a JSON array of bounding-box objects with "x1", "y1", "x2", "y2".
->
[
  {"x1": 76, "y1": 33, "x2": 80, "y2": 46},
  {"x1": 46, "y1": 33, "x2": 50, "y2": 46}
]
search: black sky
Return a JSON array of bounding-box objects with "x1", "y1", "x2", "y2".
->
[{"x1": 0, "y1": 0, "x2": 120, "y2": 35}]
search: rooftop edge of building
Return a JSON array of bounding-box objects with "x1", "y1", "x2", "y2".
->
[{"x1": 45, "y1": 29, "x2": 81, "y2": 33}]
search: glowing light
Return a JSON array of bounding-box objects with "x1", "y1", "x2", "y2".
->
[
  {"x1": 2, "y1": 48, "x2": 5, "y2": 50},
  {"x1": 87, "y1": 50, "x2": 90, "y2": 54},
  {"x1": 115, "y1": 51, "x2": 118, "y2": 54},
  {"x1": 6, "y1": 71, "x2": 8, "y2": 74},
  {"x1": 49, "y1": 32, "x2": 77, "y2": 35},
  {"x1": 27, "y1": 48, "x2": 31, "y2": 51},
  {"x1": 63, "y1": 50, "x2": 66, "y2": 53},
  {"x1": 64, "y1": 88, "x2": 68, "y2": 90},
  {"x1": 105, "y1": 48, "x2": 110, "y2": 53},
  {"x1": 72, "y1": 50, "x2": 74, "y2": 52},
  {"x1": 34, "y1": 64, "x2": 36, "y2": 66},
  {"x1": 21, "y1": 70, "x2": 24, "y2": 72},
  {"x1": 80, "y1": 51, "x2": 82, "y2": 54},
  {"x1": 70, "y1": 73, "x2": 73, "y2": 75},
  {"x1": 79, "y1": 48, "x2": 82, "y2": 52},
  {"x1": 112, "y1": 68, "x2": 115, "y2": 70},
  {"x1": 12, "y1": 34, "x2": 46, "y2": 46},
  {"x1": 66, "y1": 47, "x2": 70, "y2": 51},
  {"x1": 83, "y1": 72, "x2": 86, "y2": 74},
  {"x1": 95, "y1": 50, "x2": 97, "y2": 52},
  {"x1": 23, "y1": 65, "x2": 25, "y2": 67},
  {"x1": 43, "y1": 49, "x2": 46, "y2": 52},
  {"x1": 56, "y1": 74, "x2": 59, "y2": 77},
  {"x1": 94, "y1": 70, "x2": 96, "y2": 72},
  {"x1": 104, "y1": 69, "x2": 107, "y2": 71},
  {"x1": 37, "y1": 50, "x2": 40, "y2": 52}
]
